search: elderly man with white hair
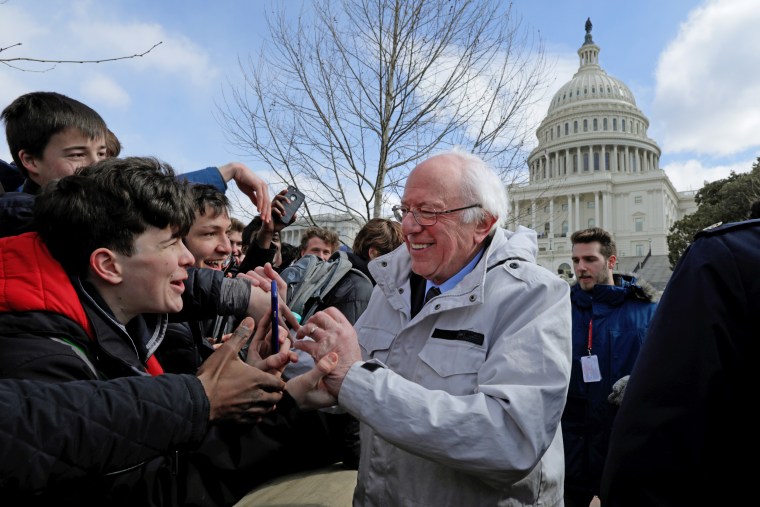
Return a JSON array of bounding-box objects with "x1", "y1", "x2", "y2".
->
[{"x1": 295, "y1": 148, "x2": 572, "y2": 506}]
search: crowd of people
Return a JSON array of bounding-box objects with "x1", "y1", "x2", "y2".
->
[{"x1": 0, "y1": 89, "x2": 757, "y2": 507}]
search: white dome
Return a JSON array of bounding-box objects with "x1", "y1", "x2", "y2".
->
[{"x1": 547, "y1": 22, "x2": 635, "y2": 116}]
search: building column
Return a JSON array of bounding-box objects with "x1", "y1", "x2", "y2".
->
[
  {"x1": 575, "y1": 147, "x2": 581, "y2": 174},
  {"x1": 567, "y1": 194, "x2": 573, "y2": 232},
  {"x1": 624, "y1": 146, "x2": 629, "y2": 172},
  {"x1": 514, "y1": 199, "x2": 519, "y2": 224},
  {"x1": 574, "y1": 193, "x2": 581, "y2": 231},
  {"x1": 549, "y1": 198, "x2": 555, "y2": 236},
  {"x1": 601, "y1": 145, "x2": 607, "y2": 171},
  {"x1": 531, "y1": 201, "x2": 537, "y2": 230},
  {"x1": 594, "y1": 191, "x2": 600, "y2": 226},
  {"x1": 564, "y1": 150, "x2": 570, "y2": 176},
  {"x1": 603, "y1": 190, "x2": 611, "y2": 229}
]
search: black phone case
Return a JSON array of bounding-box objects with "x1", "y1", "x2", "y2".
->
[{"x1": 280, "y1": 186, "x2": 305, "y2": 224}]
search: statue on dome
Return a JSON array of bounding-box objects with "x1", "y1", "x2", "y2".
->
[{"x1": 585, "y1": 18, "x2": 592, "y2": 34}]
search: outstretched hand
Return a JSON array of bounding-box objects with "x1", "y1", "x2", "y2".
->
[
  {"x1": 294, "y1": 307, "x2": 362, "y2": 397},
  {"x1": 196, "y1": 317, "x2": 285, "y2": 424},
  {"x1": 286, "y1": 352, "x2": 339, "y2": 410}
]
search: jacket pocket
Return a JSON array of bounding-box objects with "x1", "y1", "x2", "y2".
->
[
  {"x1": 416, "y1": 339, "x2": 485, "y2": 394},
  {"x1": 359, "y1": 327, "x2": 396, "y2": 363}
]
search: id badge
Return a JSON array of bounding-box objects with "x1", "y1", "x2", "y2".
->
[{"x1": 581, "y1": 355, "x2": 602, "y2": 383}]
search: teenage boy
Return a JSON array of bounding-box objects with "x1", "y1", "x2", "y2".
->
[
  {"x1": 0, "y1": 157, "x2": 327, "y2": 505},
  {"x1": 0, "y1": 91, "x2": 271, "y2": 237}
]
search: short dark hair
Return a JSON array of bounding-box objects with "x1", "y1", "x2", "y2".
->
[
  {"x1": 2, "y1": 92, "x2": 107, "y2": 177},
  {"x1": 570, "y1": 227, "x2": 617, "y2": 259},
  {"x1": 299, "y1": 226, "x2": 340, "y2": 253},
  {"x1": 34, "y1": 157, "x2": 195, "y2": 277},
  {"x1": 189, "y1": 183, "x2": 230, "y2": 217},
  {"x1": 229, "y1": 217, "x2": 245, "y2": 234},
  {"x1": 105, "y1": 129, "x2": 121, "y2": 158},
  {"x1": 352, "y1": 218, "x2": 404, "y2": 260}
]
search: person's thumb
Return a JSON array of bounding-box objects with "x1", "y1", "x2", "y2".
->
[
  {"x1": 226, "y1": 316, "x2": 255, "y2": 353},
  {"x1": 317, "y1": 352, "x2": 338, "y2": 376}
]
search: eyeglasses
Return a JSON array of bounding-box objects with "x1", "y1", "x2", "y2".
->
[{"x1": 391, "y1": 204, "x2": 482, "y2": 226}]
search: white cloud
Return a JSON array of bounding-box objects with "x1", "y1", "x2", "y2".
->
[
  {"x1": 80, "y1": 74, "x2": 131, "y2": 109},
  {"x1": 662, "y1": 158, "x2": 755, "y2": 192},
  {"x1": 653, "y1": 0, "x2": 760, "y2": 156},
  {"x1": 82, "y1": 23, "x2": 220, "y2": 86}
]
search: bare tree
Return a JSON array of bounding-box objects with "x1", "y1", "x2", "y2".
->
[{"x1": 220, "y1": 0, "x2": 549, "y2": 226}]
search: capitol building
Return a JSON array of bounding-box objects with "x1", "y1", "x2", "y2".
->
[{"x1": 508, "y1": 19, "x2": 696, "y2": 288}]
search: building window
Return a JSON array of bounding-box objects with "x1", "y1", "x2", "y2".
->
[
  {"x1": 588, "y1": 218, "x2": 595, "y2": 228},
  {"x1": 613, "y1": 118, "x2": 617, "y2": 131},
  {"x1": 583, "y1": 119, "x2": 588, "y2": 132},
  {"x1": 593, "y1": 152, "x2": 600, "y2": 171},
  {"x1": 587, "y1": 201, "x2": 595, "y2": 209},
  {"x1": 593, "y1": 118, "x2": 598, "y2": 131},
  {"x1": 622, "y1": 119, "x2": 626, "y2": 132},
  {"x1": 583, "y1": 152, "x2": 589, "y2": 171},
  {"x1": 635, "y1": 217, "x2": 644, "y2": 232},
  {"x1": 636, "y1": 244, "x2": 645, "y2": 256},
  {"x1": 565, "y1": 123, "x2": 569, "y2": 135},
  {"x1": 557, "y1": 125, "x2": 560, "y2": 138},
  {"x1": 544, "y1": 222, "x2": 550, "y2": 236},
  {"x1": 562, "y1": 221, "x2": 569, "y2": 236},
  {"x1": 634, "y1": 195, "x2": 643, "y2": 204},
  {"x1": 562, "y1": 204, "x2": 568, "y2": 211},
  {"x1": 603, "y1": 118, "x2": 608, "y2": 130},
  {"x1": 574, "y1": 121, "x2": 578, "y2": 133},
  {"x1": 544, "y1": 205, "x2": 550, "y2": 213}
]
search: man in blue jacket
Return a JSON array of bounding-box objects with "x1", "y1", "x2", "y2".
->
[{"x1": 562, "y1": 227, "x2": 657, "y2": 507}]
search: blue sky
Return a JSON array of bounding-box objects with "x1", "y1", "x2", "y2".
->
[{"x1": 2, "y1": 0, "x2": 758, "y2": 216}]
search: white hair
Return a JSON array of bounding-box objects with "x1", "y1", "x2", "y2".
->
[{"x1": 445, "y1": 147, "x2": 508, "y2": 232}]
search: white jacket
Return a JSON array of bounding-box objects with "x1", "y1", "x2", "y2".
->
[{"x1": 339, "y1": 226, "x2": 571, "y2": 506}]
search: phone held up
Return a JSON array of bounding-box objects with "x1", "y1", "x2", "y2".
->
[
  {"x1": 280, "y1": 185, "x2": 305, "y2": 224},
  {"x1": 271, "y1": 280, "x2": 279, "y2": 353}
]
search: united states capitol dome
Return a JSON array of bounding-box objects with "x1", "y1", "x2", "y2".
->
[{"x1": 547, "y1": 18, "x2": 636, "y2": 116}]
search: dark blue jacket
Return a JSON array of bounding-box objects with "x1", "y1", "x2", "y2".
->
[{"x1": 562, "y1": 274, "x2": 657, "y2": 496}]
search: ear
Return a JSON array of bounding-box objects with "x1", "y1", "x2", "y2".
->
[
  {"x1": 18, "y1": 150, "x2": 41, "y2": 180},
  {"x1": 473, "y1": 214, "x2": 498, "y2": 243},
  {"x1": 607, "y1": 254, "x2": 617, "y2": 270},
  {"x1": 368, "y1": 246, "x2": 380, "y2": 260},
  {"x1": 89, "y1": 248, "x2": 123, "y2": 285}
]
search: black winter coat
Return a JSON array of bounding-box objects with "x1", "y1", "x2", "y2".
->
[
  {"x1": 600, "y1": 219, "x2": 760, "y2": 507},
  {"x1": 0, "y1": 375, "x2": 209, "y2": 503}
]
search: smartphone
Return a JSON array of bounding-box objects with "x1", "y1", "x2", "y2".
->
[
  {"x1": 280, "y1": 185, "x2": 305, "y2": 224},
  {"x1": 271, "y1": 280, "x2": 279, "y2": 353}
]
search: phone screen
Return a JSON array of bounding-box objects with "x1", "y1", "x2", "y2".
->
[{"x1": 271, "y1": 280, "x2": 279, "y2": 353}]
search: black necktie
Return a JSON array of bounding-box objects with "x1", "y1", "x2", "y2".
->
[{"x1": 424, "y1": 286, "x2": 441, "y2": 305}]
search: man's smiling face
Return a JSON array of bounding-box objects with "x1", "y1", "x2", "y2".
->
[
  {"x1": 400, "y1": 154, "x2": 490, "y2": 286},
  {"x1": 183, "y1": 206, "x2": 232, "y2": 271}
]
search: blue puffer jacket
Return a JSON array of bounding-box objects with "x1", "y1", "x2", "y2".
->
[{"x1": 562, "y1": 274, "x2": 657, "y2": 496}]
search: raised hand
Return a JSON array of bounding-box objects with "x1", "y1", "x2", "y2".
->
[
  {"x1": 195, "y1": 317, "x2": 285, "y2": 424},
  {"x1": 217, "y1": 162, "x2": 271, "y2": 223}
]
